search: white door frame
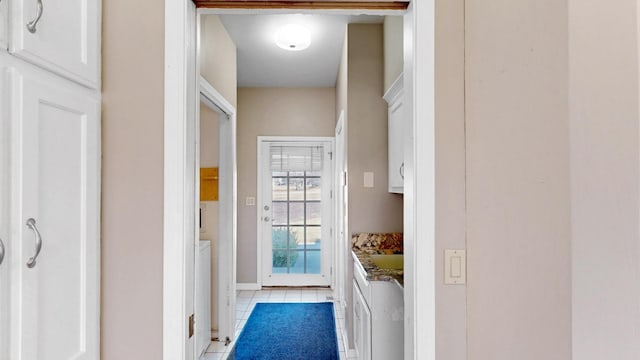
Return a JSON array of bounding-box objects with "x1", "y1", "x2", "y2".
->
[
  {"x1": 257, "y1": 136, "x2": 334, "y2": 287},
  {"x1": 334, "y1": 111, "x2": 347, "y2": 306},
  {"x1": 164, "y1": 1, "x2": 436, "y2": 359},
  {"x1": 402, "y1": 2, "x2": 436, "y2": 359},
  {"x1": 163, "y1": 1, "x2": 197, "y2": 359},
  {"x1": 199, "y1": 77, "x2": 238, "y2": 345}
]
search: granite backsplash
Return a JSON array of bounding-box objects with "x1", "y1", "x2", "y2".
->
[{"x1": 352, "y1": 232, "x2": 403, "y2": 254}]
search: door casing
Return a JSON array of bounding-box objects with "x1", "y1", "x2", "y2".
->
[{"x1": 163, "y1": 2, "x2": 437, "y2": 359}]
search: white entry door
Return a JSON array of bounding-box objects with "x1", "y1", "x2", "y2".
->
[
  {"x1": 259, "y1": 138, "x2": 333, "y2": 287},
  {"x1": 8, "y1": 66, "x2": 100, "y2": 360}
]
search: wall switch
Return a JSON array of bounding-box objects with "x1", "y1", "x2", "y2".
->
[
  {"x1": 363, "y1": 172, "x2": 374, "y2": 188},
  {"x1": 444, "y1": 249, "x2": 466, "y2": 285},
  {"x1": 245, "y1": 197, "x2": 255, "y2": 206}
]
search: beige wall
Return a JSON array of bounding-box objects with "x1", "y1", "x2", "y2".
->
[
  {"x1": 465, "y1": 1, "x2": 572, "y2": 359},
  {"x1": 236, "y1": 87, "x2": 337, "y2": 283},
  {"x1": 200, "y1": 104, "x2": 220, "y2": 168},
  {"x1": 101, "y1": 0, "x2": 164, "y2": 358},
  {"x1": 347, "y1": 24, "x2": 403, "y2": 235},
  {"x1": 383, "y1": 16, "x2": 403, "y2": 93},
  {"x1": 434, "y1": 0, "x2": 467, "y2": 359},
  {"x1": 201, "y1": 15, "x2": 238, "y2": 107},
  {"x1": 570, "y1": 0, "x2": 640, "y2": 358}
]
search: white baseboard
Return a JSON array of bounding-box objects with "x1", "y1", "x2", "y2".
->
[{"x1": 236, "y1": 283, "x2": 261, "y2": 291}]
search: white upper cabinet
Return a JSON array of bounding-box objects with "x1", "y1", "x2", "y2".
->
[
  {"x1": 384, "y1": 74, "x2": 404, "y2": 194},
  {"x1": 0, "y1": 0, "x2": 7, "y2": 49},
  {"x1": 10, "y1": 0, "x2": 101, "y2": 88}
]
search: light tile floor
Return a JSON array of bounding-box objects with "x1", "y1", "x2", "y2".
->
[{"x1": 201, "y1": 288, "x2": 355, "y2": 360}]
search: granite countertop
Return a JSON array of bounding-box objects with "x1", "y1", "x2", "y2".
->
[
  {"x1": 352, "y1": 233, "x2": 404, "y2": 288},
  {"x1": 352, "y1": 249, "x2": 404, "y2": 287}
]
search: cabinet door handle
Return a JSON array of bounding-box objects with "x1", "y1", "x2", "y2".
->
[
  {"x1": 25, "y1": 218, "x2": 42, "y2": 268},
  {"x1": 400, "y1": 162, "x2": 405, "y2": 180},
  {"x1": 26, "y1": 0, "x2": 44, "y2": 34},
  {"x1": 0, "y1": 237, "x2": 5, "y2": 266}
]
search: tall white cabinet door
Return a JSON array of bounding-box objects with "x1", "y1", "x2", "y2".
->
[
  {"x1": 0, "y1": 63, "x2": 10, "y2": 360},
  {"x1": 9, "y1": 67, "x2": 100, "y2": 360},
  {"x1": 10, "y1": 0, "x2": 100, "y2": 88}
]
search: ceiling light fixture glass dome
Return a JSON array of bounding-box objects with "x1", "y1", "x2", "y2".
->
[{"x1": 275, "y1": 24, "x2": 311, "y2": 51}]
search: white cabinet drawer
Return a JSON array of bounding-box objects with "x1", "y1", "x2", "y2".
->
[{"x1": 10, "y1": 0, "x2": 101, "y2": 88}]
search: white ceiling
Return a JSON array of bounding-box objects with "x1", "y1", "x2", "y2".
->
[{"x1": 218, "y1": 14, "x2": 384, "y2": 88}]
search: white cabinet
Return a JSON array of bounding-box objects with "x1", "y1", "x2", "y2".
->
[
  {"x1": 353, "y1": 280, "x2": 372, "y2": 360},
  {"x1": 353, "y1": 258, "x2": 404, "y2": 360},
  {"x1": 0, "y1": 0, "x2": 7, "y2": 49},
  {"x1": 384, "y1": 74, "x2": 404, "y2": 194},
  {"x1": 2, "y1": 52, "x2": 100, "y2": 360},
  {"x1": 0, "y1": 62, "x2": 9, "y2": 360},
  {"x1": 10, "y1": 0, "x2": 101, "y2": 88}
]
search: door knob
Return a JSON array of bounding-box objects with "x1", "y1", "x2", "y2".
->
[
  {"x1": 263, "y1": 216, "x2": 270, "y2": 222},
  {"x1": 264, "y1": 205, "x2": 270, "y2": 211}
]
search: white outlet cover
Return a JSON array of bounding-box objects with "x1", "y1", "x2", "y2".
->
[{"x1": 246, "y1": 197, "x2": 256, "y2": 206}]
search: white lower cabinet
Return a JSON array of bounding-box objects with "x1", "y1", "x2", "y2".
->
[
  {"x1": 2, "y1": 54, "x2": 100, "y2": 360},
  {"x1": 353, "y1": 280, "x2": 372, "y2": 360},
  {"x1": 353, "y1": 261, "x2": 404, "y2": 360}
]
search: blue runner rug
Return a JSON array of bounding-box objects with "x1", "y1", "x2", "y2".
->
[{"x1": 230, "y1": 302, "x2": 339, "y2": 360}]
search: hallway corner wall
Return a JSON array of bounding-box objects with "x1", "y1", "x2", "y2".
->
[{"x1": 102, "y1": 0, "x2": 164, "y2": 358}]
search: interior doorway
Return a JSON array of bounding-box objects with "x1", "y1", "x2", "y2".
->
[
  {"x1": 198, "y1": 77, "x2": 238, "y2": 350},
  {"x1": 164, "y1": 2, "x2": 437, "y2": 360}
]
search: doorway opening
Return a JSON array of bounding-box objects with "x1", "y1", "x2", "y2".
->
[{"x1": 164, "y1": 2, "x2": 436, "y2": 360}]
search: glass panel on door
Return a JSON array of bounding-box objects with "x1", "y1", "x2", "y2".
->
[{"x1": 271, "y1": 171, "x2": 322, "y2": 275}]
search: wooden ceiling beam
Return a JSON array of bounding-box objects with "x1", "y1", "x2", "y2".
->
[{"x1": 194, "y1": 1, "x2": 409, "y2": 10}]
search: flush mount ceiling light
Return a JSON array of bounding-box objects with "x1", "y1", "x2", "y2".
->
[{"x1": 275, "y1": 24, "x2": 311, "y2": 51}]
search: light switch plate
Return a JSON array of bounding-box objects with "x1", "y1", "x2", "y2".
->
[
  {"x1": 363, "y1": 172, "x2": 374, "y2": 188},
  {"x1": 444, "y1": 249, "x2": 466, "y2": 285}
]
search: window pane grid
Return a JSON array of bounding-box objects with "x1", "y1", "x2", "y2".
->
[{"x1": 271, "y1": 170, "x2": 322, "y2": 274}]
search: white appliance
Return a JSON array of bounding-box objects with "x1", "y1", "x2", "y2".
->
[{"x1": 197, "y1": 241, "x2": 212, "y2": 357}]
